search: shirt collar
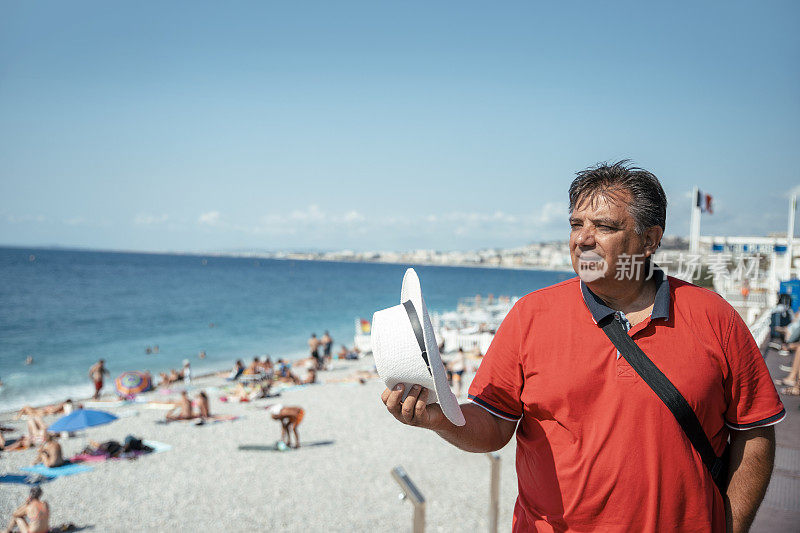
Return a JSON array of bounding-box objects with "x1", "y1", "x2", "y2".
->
[{"x1": 580, "y1": 265, "x2": 670, "y2": 323}]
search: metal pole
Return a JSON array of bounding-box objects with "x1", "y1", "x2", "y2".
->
[
  {"x1": 690, "y1": 186, "x2": 701, "y2": 253},
  {"x1": 486, "y1": 452, "x2": 501, "y2": 533},
  {"x1": 786, "y1": 194, "x2": 797, "y2": 280},
  {"x1": 391, "y1": 466, "x2": 425, "y2": 533}
]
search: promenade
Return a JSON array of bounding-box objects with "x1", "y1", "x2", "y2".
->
[{"x1": 752, "y1": 346, "x2": 800, "y2": 532}]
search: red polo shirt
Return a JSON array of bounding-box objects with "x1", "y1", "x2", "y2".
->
[{"x1": 468, "y1": 273, "x2": 785, "y2": 532}]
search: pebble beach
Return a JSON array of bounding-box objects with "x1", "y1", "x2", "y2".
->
[{"x1": 0, "y1": 358, "x2": 520, "y2": 532}]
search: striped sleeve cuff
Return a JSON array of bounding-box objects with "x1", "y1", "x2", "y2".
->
[
  {"x1": 726, "y1": 408, "x2": 786, "y2": 430},
  {"x1": 468, "y1": 394, "x2": 521, "y2": 422}
]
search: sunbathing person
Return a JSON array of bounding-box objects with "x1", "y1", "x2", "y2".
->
[
  {"x1": 275, "y1": 359, "x2": 300, "y2": 384},
  {"x1": 14, "y1": 400, "x2": 74, "y2": 421},
  {"x1": 165, "y1": 391, "x2": 194, "y2": 422},
  {"x1": 301, "y1": 367, "x2": 317, "y2": 385},
  {"x1": 34, "y1": 433, "x2": 65, "y2": 468},
  {"x1": 336, "y1": 345, "x2": 359, "y2": 360},
  {"x1": 3, "y1": 435, "x2": 35, "y2": 452},
  {"x1": 223, "y1": 382, "x2": 272, "y2": 402},
  {"x1": 4, "y1": 486, "x2": 49, "y2": 533},
  {"x1": 268, "y1": 404, "x2": 305, "y2": 449},
  {"x1": 244, "y1": 357, "x2": 261, "y2": 376}
]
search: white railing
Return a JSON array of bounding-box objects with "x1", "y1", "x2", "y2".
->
[{"x1": 749, "y1": 306, "x2": 774, "y2": 350}]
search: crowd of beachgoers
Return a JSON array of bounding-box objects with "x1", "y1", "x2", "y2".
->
[
  {"x1": 0, "y1": 328, "x2": 388, "y2": 530},
  {"x1": 0, "y1": 319, "x2": 493, "y2": 532}
]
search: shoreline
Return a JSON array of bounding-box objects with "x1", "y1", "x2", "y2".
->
[{"x1": 0, "y1": 363, "x2": 307, "y2": 417}]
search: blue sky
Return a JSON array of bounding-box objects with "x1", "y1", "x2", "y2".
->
[{"x1": 1, "y1": 1, "x2": 798, "y2": 252}]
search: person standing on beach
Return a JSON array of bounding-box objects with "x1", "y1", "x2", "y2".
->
[
  {"x1": 381, "y1": 161, "x2": 784, "y2": 532},
  {"x1": 182, "y1": 359, "x2": 192, "y2": 384},
  {"x1": 321, "y1": 331, "x2": 333, "y2": 368},
  {"x1": 4, "y1": 486, "x2": 49, "y2": 533},
  {"x1": 308, "y1": 333, "x2": 322, "y2": 369},
  {"x1": 88, "y1": 359, "x2": 109, "y2": 400},
  {"x1": 269, "y1": 404, "x2": 304, "y2": 449}
]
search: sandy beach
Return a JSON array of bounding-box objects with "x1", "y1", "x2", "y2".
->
[{"x1": 0, "y1": 358, "x2": 519, "y2": 532}]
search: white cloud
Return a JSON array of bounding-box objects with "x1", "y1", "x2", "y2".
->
[
  {"x1": 4, "y1": 214, "x2": 47, "y2": 224},
  {"x1": 343, "y1": 210, "x2": 365, "y2": 223},
  {"x1": 289, "y1": 204, "x2": 325, "y2": 222},
  {"x1": 535, "y1": 202, "x2": 566, "y2": 225},
  {"x1": 198, "y1": 211, "x2": 221, "y2": 226},
  {"x1": 134, "y1": 213, "x2": 169, "y2": 226}
]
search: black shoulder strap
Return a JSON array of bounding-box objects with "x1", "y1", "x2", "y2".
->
[{"x1": 600, "y1": 314, "x2": 727, "y2": 488}]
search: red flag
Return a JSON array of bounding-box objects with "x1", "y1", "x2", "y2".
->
[{"x1": 704, "y1": 194, "x2": 713, "y2": 214}]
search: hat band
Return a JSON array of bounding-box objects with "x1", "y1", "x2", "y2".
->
[{"x1": 403, "y1": 300, "x2": 433, "y2": 376}]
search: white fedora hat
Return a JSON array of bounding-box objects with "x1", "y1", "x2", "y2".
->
[{"x1": 372, "y1": 268, "x2": 465, "y2": 426}]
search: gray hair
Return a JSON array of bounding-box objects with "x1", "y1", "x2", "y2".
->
[{"x1": 568, "y1": 160, "x2": 667, "y2": 235}]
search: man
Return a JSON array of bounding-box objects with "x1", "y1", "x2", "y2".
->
[
  {"x1": 269, "y1": 404, "x2": 305, "y2": 449},
  {"x1": 382, "y1": 161, "x2": 784, "y2": 532},
  {"x1": 321, "y1": 331, "x2": 333, "y2": 366},
  {"x1": 4, "y1": 486, "x2": 49, "y2": 533},
  {"x1": 308, "y1": 333, "x2": 322, "y2": 369},
  {"x1": 165, "y1": 390, "x2": 194, "y2": 422},
  {"x1": 34, "y1": 433, "x2": 65, "y2": 468},
  {"x1": 88, "y1": 359, "x2": 109, "y2": 400}
]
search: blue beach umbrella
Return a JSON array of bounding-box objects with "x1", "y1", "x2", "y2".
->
[{"x1": 47, "y1": 409, "x2": 118, "y2": 433}]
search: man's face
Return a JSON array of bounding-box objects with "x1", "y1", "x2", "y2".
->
[{"x1": 569, "y1": 188, "x2": 648, "y2": 286}]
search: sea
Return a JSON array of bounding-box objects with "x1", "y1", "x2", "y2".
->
[{"x1": 0, "y1": 247, "x2": 571, "y2": 412}]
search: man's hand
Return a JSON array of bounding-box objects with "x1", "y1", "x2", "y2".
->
[
  {"x1": 381, "y1": 384, "x2": 445, "y2": 430},
  {"x1": 381, "y1": 383, "x2": 518, "y2": 453}
]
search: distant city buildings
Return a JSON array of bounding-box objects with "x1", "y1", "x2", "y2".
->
[{"x1": 268, "y1": 236, "x2": 693, "y2": 272}]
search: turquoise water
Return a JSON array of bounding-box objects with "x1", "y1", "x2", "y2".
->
[{"x1": 0, "y1": 247, "x2": 571, "y2": 411}]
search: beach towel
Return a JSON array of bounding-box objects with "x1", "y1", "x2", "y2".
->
[
  {"x1": 0, "y1": 474, "x2": 53, "y2": 485},
  {"x1": 21, "y1": 463, "x2": 93, "y2": 477}
]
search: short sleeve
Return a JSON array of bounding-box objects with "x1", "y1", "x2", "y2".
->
[
  {"x1": 468, "y1": 303, "x2": 525, "y2": 421},
  {"x1": 724, "y1": 308, "x2": 785, "y2": 429}
]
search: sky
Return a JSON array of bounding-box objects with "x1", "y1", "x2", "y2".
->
[{"x1": 1, "y1": 1, "x2": 799, "y2": 253}]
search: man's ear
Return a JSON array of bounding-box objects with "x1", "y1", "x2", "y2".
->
[{"x1": 643, "y1": 226, "x2": 664, "y2": 257}]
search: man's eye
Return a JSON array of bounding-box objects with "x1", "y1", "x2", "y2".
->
[{"x1": 570, "y1": 223, "x2": 581, "y2": 229}]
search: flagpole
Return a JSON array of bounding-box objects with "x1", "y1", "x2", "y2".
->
[
  {"x1": 690, "y1": 186, "x2": 701, "y2": 253},
  {"x1": 786, "y1": 194, "x2": 797, "y2": 279}
]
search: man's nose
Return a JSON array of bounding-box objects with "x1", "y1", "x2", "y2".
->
[{"x1": 575, "y1": 226, "x2": 596, "y2": 247}]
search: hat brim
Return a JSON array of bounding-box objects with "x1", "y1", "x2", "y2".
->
[{"x1": 399, "y1": 269, "x2": 465, "y2": 426}]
